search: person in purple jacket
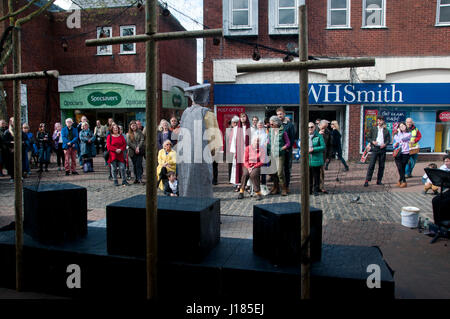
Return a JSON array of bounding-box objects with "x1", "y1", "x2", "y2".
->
[{"x1": 393, "y1": 122, "x2": 412, "y2": 188}]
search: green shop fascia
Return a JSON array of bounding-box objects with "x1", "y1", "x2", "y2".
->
[{"x1": 60, "y1": 82, "x2": 188, "y2": 124}]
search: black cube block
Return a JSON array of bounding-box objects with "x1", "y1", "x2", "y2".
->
[
  {"x1": 23, "y1": 183, "x2": 87, "y2": 244},
  {"x1": 253, "y1": 202, "x2": 322, "y2": 265},
  {"x1": 106, "y1": 195, "x2": 220, "y2": 262}
]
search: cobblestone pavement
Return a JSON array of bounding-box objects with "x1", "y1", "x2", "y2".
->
[
  {"x1": 1, "y1": 155, "x2": 449, "y2": 299},
  {"x1": 0, "y1": 155, "x2": 436, "y2": 243}
]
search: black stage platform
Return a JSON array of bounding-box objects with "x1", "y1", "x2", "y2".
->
[{"x1": 0, "y1": 225, "x2": 394, "y2": 299}]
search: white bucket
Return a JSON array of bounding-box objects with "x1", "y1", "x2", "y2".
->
[{"x1": 401, "y1": 206, "x2": 420, "y2": 228}]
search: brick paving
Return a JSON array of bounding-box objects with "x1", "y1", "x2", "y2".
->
[{"x1": 0, "y1": 154, "x2": 448, "y2": 299}]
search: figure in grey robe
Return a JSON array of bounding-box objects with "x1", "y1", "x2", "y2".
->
[{"x1": 177, "y1": 84, "x2": 222, "y2": 198}]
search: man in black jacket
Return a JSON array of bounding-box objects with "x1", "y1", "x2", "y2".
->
[
  {"x1": 364, "y1": 115, "x2": 391, "y2": 187},
  {"x1": 277, "y1": 108, "x2": 295, "y2": 194},
  {"x1": 319, "y1": 120, "x2": 332, "y2": 193}
]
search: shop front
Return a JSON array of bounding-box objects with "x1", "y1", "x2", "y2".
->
[
  {"x1": 214, "y1": 82, "x2": 450, "y2": 159},
  {"x1": 59, "y1": 73, "x2": 189, "y2": 131}
]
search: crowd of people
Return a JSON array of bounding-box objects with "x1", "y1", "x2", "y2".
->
[{"x1": 2, "y1": 112, "x2": 447, "y2": 202}]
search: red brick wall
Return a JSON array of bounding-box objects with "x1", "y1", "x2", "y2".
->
[
  {"x1": 1, "y1": 2, "x2": 196, "y2": 131},
  {"x1": 348, "y1": 105, "x2": 361, "y2": 160}
]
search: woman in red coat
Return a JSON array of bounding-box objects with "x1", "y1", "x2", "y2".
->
[{"x1": 107, "y1": 124, "x2": 129, "y2": 186}]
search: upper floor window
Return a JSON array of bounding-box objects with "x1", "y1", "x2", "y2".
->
[
  {"x1": 223, "y1": 0, "x2": 258, "y2": 36},
  {"x1": 120, "y1": 25, "x2": 136, "y2": 54},
  {"x1": 231, "y1": 0, "x2": 250, "y2": 28},
  {"x1": 362, "y1": 0, "x2": 385, "y2": 28},
  {"x1": 97, "y1": 26, "x2": 112, "y2": 55},
  {"x1": 278, "y1": 0, "x2": 297, "y2": 26},
  {"x1": 269, "y1": 0, "x2": 300, "y2": 35},
  {"x1": 327, "y1": 0, "x2": 351, "y2": 29},
  {"x1": 437, "y1": 0, "x2": 450, "y2": 26}
]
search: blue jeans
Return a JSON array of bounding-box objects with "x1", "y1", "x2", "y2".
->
[{"x1": 405, "y1": 153, "x2": 418, "y2": 177}]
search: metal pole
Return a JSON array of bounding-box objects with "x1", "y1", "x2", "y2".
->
[
  {"x1": 145, "y1": 0, "x2": 158, "y2": 300},
  {"x1": 12, "y1": 25, "x2": 23, "y2": 292},
  {"x1": 299, "y1": 4, "x2": 310, "y2": 300},
  {"x1": 236, "y1": 57, "x2": 375, "y2": 73}
]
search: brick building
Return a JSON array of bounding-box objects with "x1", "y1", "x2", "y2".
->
[
  {"x1": 203, "y1": 0, "x2": 450, "y2": 160},
  {"x1": 1, "y1": 0, "x2": 197, "y2": 132}
]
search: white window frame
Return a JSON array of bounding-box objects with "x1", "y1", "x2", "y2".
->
[
  {"x1": 362, "y1": 0, "x2": 386, "y2": 28},
  {"x1": 230, "y1": 0, "x2": 251, "y2": 29},
  {"x1": 120, "y1": 25, "x2": 136, "y2": 54},
  {"x1": 223, "y1": 0, "x2": 258, "y2": 36},
  {"x1": 276, "y1": 0, "x2": 298, "y2": 28},
  {"x1": 327, "y1": 0, "x2": 351, "y2": 29},
  {"x1": 436, "y1": 0, "x2": 450, "y2": 26},
  {"x1": 96, "y1": 26, "x2": 112, "y2": 55}
]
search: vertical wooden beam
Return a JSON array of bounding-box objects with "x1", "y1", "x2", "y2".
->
[
  {"x1": 12, "y1": 25, "x2": 23, "y2": 292},
  {"x1": 145, "y1": 0, "x2": 158, "y2": 300},
  {"x1": 299, "y1": 4, "x2": 310, "y2": 300}
]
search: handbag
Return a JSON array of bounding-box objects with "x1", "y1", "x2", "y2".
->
[
  {"x1": 103, "y1": 135, "x2": 111, "y2": 161},
  {"x1": 392, "y1": 147, "x2": 400, "y2": 158},
  {"x1": 409, "y1": 147, "x2": 420, "y2": 155}
]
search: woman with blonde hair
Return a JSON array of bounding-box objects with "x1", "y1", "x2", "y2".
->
[
  {"x1": 327, "y1": 120, "x2": 349, "y2": 171},
  {"x1": 156, "y1": 139, "x2": 176, "y2": 190},
  {"x1": 157, "y1": 119, "x2": 172, "y2": 150},
  {"x1": 127, "y1": 120, "x2": 145, "y2": 184}
]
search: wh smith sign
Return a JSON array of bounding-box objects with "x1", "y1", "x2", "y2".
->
[{"x1": 214, "y1": 83, "x2": 450, "y2": 105}]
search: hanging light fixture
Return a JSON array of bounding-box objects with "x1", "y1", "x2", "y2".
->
[
  {"x1": 283, "y1": 54, "x2": 294, "y2": 63},
  {"x1": 61, "y1": 37, "x2": 68, "y2": 52},
  {"x1": 213, "y1": 38, "x2": 220, "y2": 46},
  {"x1": 252, "y1": 45, "x2": 261, "y2": 61},
  {"x1": 162, "y1": 2, "x2": 171, "y2": 16}
]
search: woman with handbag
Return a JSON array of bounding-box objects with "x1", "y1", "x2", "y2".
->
[
  {"x1": 393, "y1": 122, "x2": 412, "y2": 188},
  {"x1": 107, "y1": 124, "x2": 129, "y2": 186},
  {"x1": 79, "y1": 122, "x2": 96, "y2": 173}
]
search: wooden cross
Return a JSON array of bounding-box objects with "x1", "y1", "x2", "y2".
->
[
  {"x1": 86, "y1": 0, "x2": 222, "y2": 300},
  {"x1": 236, "y1": 4, "x2": 375, "y2": 299},
  {"x1": 0, "y1": 26, "x2": 59, "y2": 291}
]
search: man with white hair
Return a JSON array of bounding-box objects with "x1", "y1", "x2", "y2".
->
[
  {"x1": 61, "y1": 118, "x2": 79, "y2": 176},
  {"x1": 405, "y1": 117, "x2": 422, "y2": 178}
]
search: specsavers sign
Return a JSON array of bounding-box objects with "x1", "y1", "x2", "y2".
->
[{"x1": 60, "y1": 83, "x2": 145, "y2": 109}]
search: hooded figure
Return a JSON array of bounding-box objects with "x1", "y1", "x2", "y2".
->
[{"x1": 176, "y1": 84, "x2": 222, "y2": 197}]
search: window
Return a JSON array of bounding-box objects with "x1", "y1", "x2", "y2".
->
[
  {"x1": 231, "y1": 0, "x2": 250, "y2": 28},
  {"x1": 278, "y1": 0, "x2": 297, "y2": 26},
  {"x1": 269, "y1": 0, "x2": 301, "y2": 35},
  {"x1": 223, "y1": 0, "x2": 258, "y2": 36},
  {"x1": 120, "y1": 26, "x2": 136, "y2": 54},
  {"x1": 362, "y1": 0, "x2": 385, "y2": 27},
  {"x1": 327, "y1": 0, "x2": 351, "y2": 28},
  {"x1": 437, "y1": 0, "x2": 450, "y2": 26},
  {"x1": 96, "y1": 26, "x2": 112, "y2": 55}
]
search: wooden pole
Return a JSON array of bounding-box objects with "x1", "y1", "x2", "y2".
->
[
  {"x1": 145, "y1": 0, "x2": 158, "y2": 300},
  {"x1": 236, "y1": 57, "x2": 375, "y2": 73},
  {"x1": 0, "y1": 70, "x2": 59, "y2": 81},
  {"x1": 12, "y1": 25, "x2": 23, "y2": 292},
  {"x1": 299, "y1": 4, "x2": 310, "y2": 300},
  {"x1": 85, "y1": 28, "x2": 222, "y2": 46}
]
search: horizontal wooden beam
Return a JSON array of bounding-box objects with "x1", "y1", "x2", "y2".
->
[
  {"x1": 236, "y1": 57, "x2": 375, "y2": 73},
  {"x1": 0, "y1": 70, "x2": 59, "y2": 81},
  {"x1": 85, "y1": 29, "x2": 223, "y2": 47}
]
